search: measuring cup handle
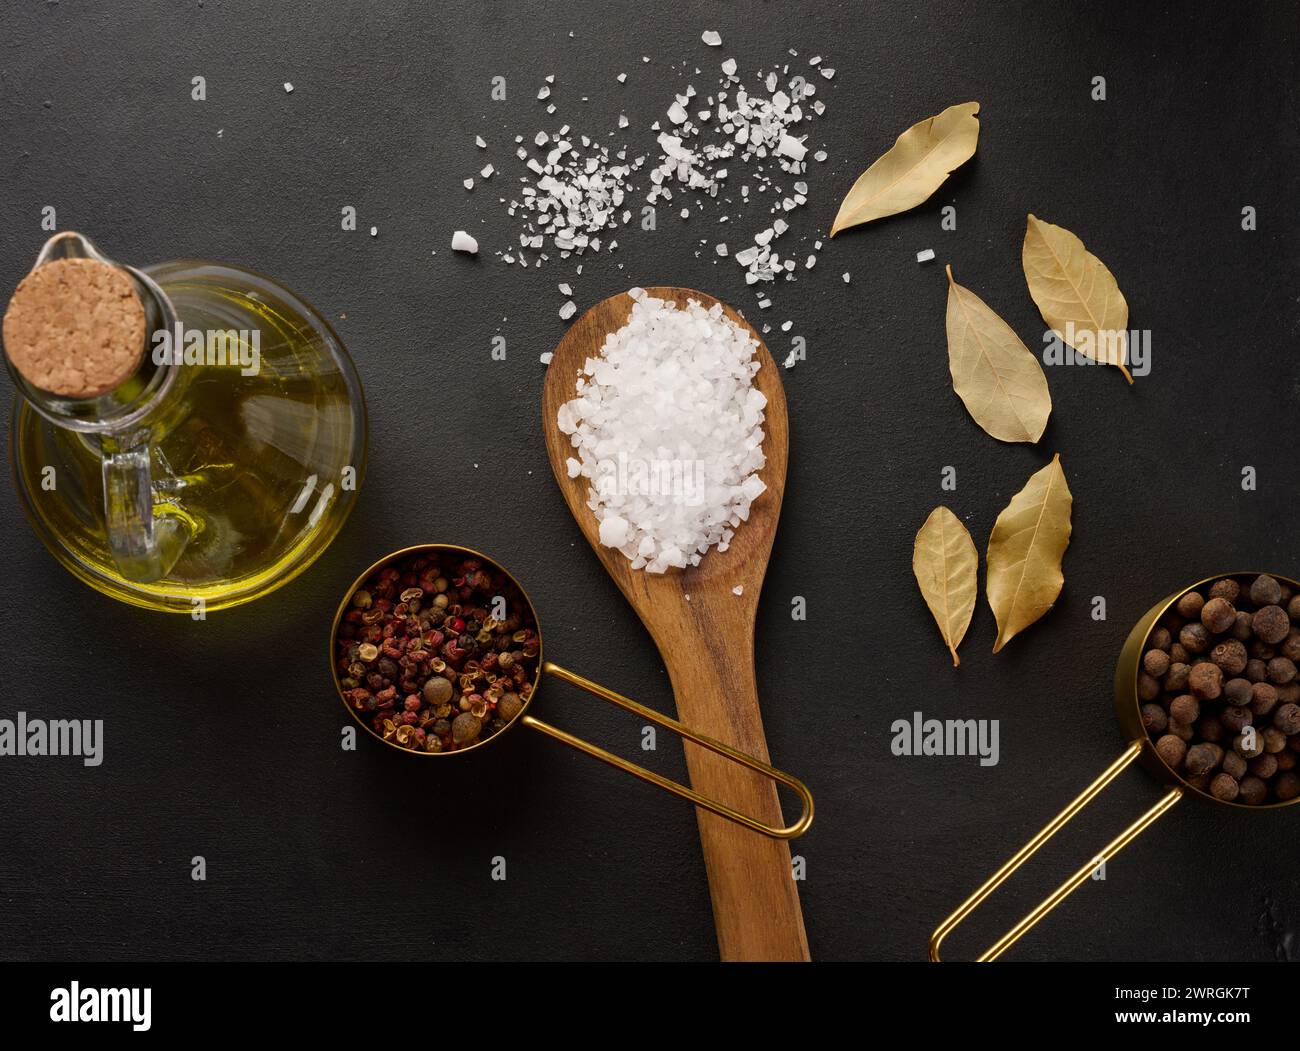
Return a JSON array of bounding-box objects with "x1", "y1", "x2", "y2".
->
[
  {"x1": 929, "y1": 739, "x2": 1184, "y2": 962},
  {"x1": 522, "y1": 661, "x2": 813, "y2": 840}
]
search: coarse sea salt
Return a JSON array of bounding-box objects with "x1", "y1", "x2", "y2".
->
[{"x1": 557, "y1": 289, "x2": 767, "y2": 573}]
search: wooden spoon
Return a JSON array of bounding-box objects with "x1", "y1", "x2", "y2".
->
[{"x1": 542, "y1": 287, "x2": 808, "y2": 962}]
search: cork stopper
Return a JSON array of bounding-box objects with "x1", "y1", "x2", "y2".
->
[{"x1": 3, "y1": 257, "x2": 147, "y2": 399}]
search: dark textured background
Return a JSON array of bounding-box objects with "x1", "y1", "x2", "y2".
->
[{"x1": 1, "y1": 1, "x2": 1296, "y2": 962}]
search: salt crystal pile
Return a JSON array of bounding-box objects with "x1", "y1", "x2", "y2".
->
[{"x1": 557, "y1": 289, "x2": 767, "y2": 573}]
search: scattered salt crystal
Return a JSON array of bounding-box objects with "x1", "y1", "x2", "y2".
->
[
  {"x1": 451, "y1": 231, "x2": 479, "y2": 254},
  {"x1": 701, "y1": 30, "x2": 722, "y2": 46},
  {"x1": 842, "y1": 272, "x2": 850, "y2": 283},
  {"x1": 715, "y1": 243, "x2": 728, "y2": 256},
  {"x1": 558, "y1": 282, "x2": 572, "y2": 295},
  {"x1": 480, "y1": 164, "x2": 494, "y2": 179},
  {"x1": 732, "y1": 585, "x2": 744, "y2": 596},
  {"x1": 559, "y1": 300, "x2": 577, "y2": 320},
  {"x1": 781, "y1": 320, "x2": 793, "y2": 331},
  {"x1": 369, "y1": 226, "x2": 377, "y2": 237},
  {"x1": 820, "y1": 67, "x2": 835, "y2": 79},
  {"x1": 566, "y1": 456, "x2": 580, "y2": 477},
  {"x1": 476, "y1": 135, "x2": 487, "y2": 148},
  {"x1": 916, "y1": 248, "x2": 936, "y2": 264},
  {"x1": 617, "y1": 72, "x2": 627, "y2": 83},
  {"x1": 721, "y1": 57, "x2": 737, "y2": 76},
  {"x1": 618, "y1": 114, "x2": 629, "y2": 128},
  {"x1": 463, "y1": 178, "x2": 474, "y2": 190},
  {"x1": 283, "y1": 82, "x2": 294, "y2": 93},
  {"x1": 541, "y1": 352, "x2": 555, "y2": 365},
  {"x1": 538, "y1": 86, "x2": 551, "y2": 100},
  {"x1": 775, "y1": 134, "x2": 807, "y2": 161}
]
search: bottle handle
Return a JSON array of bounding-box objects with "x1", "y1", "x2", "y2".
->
[{"x1": 102, "y1": 439, "x2": 190, "y2": 583}]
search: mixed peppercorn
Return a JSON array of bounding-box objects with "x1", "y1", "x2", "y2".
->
[
  {"x1": 1141, "y1": 574, "x2": 1300, "y2": 804},
  {"x1": 334, "y1": 549, "x2": 540, "y2": 753}
]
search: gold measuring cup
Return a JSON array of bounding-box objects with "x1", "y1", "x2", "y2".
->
[
  {"x1": 331, "y1": 543, "x2": 813, "y2": 840},
  {"x1": 931, "y1": 571, "x2": 1299, "y2": 961}
]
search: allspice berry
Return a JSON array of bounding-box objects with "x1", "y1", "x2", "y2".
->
[
  {"x1": 1250, "y1": 753, "x2": 1278, "y2": 780},
  {"x1": 1200, "y1": 596, "x2": 1237, "y2": 633},
  {"x1": 1140, "y1": 703, "x2": 1168, "y2": 734},
  {"x1": 1149, "y1": 627, "x2": 1172, "y2": 651},
  {"x1": 1142, "y1": 649, "x2": 1171, "y2": 677},
  {"x1": 1267, "y1": 657, "x2": 1297, "y2": 685},
  {"x1": 1209, "y1": 772, "x2": 1239, "y2": 802},
  {"x1": 1250, "y1": 574, "x2": 1283, "y2": 607},
  {"x1": 451, "y1": 712, "x2": 482, "y2": 745},
  {"x1": 1252, "y1": 682, "x2": 1279, "y2": 718},
  {"x1": 1179, "y1": 622, "x2": 1210, "y2": 654},
  {"x1": 1155, "y1": 734, "x2": 1187, "y2": 770},
  {"x1": 1282, "y1": 631, "x2": 1300, "y2": 662},
  {"x1": 1209, "y1": 578, "x2": 1241, "y2": 604},
  {"x1": 1176, "y1": 591, "x2": 1206, "y2": 619},
  {"x1": 1252, "y1": 605, "x2": 1291, "y2": 646},
  {"x1": 1220, "y1": 706, "x2": 1252, "y2": 733},
  {"x1": 1169, "y1": 694, "x2": 1200, "y2": 724},
  {"x1": 1164, "y1": 662, "x2": 1191, "y2": 691},
  {"x1": 1188, "y1": 662, "x2": 1223, "y2": 701},
  {"x1": 1223, "y1": 677, "x2": 1253, "y2": 706},
  {"x1": 1238, "y1": 775, "x2": 1268, "y2": 805},
  {"x1": 1137, "y1": 673, "x2": 1161, "y2": 701},
  {"x1": 497, "y1": 692, "x2": 524, "y2": 722},
  {"x1": 422, "y1": 675, "x2": 454, "y2": 707},
  {"x1": 1275, "y1": 702, "x2": 1300, "y2": 735},
  {"x1": 1185, "y1": 742, "x2": 1223, "y2": 776},
  {"x1": 1209, "y1": 639, "x2": 1247, "y2": 676},
  {"x1": 1288, "y1": 594, "x2": 1300, "y2": 620},
  {"x1": 1231, "y1": 612, "x2": 1253, "y2": 641},
  {"x1": 1277, "y1": 772, "x2": 1300, "y2": 801},
  {"x1": 1222, "y1": 750, "x2": 1248, "y2": 780}
]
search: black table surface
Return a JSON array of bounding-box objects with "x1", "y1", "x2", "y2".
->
[{"x1": 1, "y1": 1, "x2": 1296, "y2": 962}]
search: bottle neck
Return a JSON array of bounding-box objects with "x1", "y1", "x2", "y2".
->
[{"x1": 11, "y1": 265, "x2": 181, "y2": 438}]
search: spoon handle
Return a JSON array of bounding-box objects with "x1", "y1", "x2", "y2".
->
[{"x1": 664, "y1": 635, "x2": 811, "y2": 961}]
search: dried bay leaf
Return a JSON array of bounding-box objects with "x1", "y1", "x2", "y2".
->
[
  {"x1": 913, "y1": 506, "x2": 979, "y2": 666},
  {"x1": 1022, "y1": 214, "x2": 1132, "y2": 384},
  {"x1": 829, "y1": 102, "x2": 980, "y2": 236},
  {"x1": 986, "y1": 454, "x2": 1073, "y2": 653},
  {"x1": 945, "y1": 265, "x2": 1051, "y2": 443}
]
